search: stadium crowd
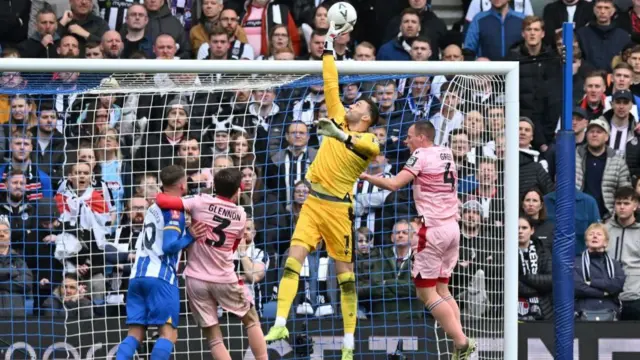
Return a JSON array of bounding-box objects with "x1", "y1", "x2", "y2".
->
[{"x1": 1, "y1": 0, "x2": 640, "y2": 335}]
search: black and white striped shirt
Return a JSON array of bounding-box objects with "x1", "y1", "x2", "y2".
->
[
  {"x1": 282, "y1": 148, "x2": 313, "y2": 205},
  {"x1": 99, "y1": 0, "x2": 142, "y2": 32},
  {"x1": 353, "y1": 172, "x2": 393, "y2": 232}
]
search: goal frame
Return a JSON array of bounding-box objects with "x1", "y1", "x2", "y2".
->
[{"x1": 0, "y1": 58, "x2": 520, "y2": 359}]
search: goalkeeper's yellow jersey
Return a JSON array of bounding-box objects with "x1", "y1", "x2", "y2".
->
[{"x1": 305, "y1": 54, "x2": 381, "y2": 199}]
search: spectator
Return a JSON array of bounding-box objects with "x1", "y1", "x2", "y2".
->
[
  {"x1": 354, "y1": 41, "x2": 376, "y2": 61},
  {"x1": 229, "y1": 132, "x2": 255, "y2": 165},
  {"x1": 300, "y1": 3, "x2": 329, "y2": 52},
  {"x1": 464, "y1": 0, "x2": 525, "y2": 60},
  {"x1": 519, "y1": 119, "x2": 554, "y2": 198},
  {"x1": 576, "y1": 0, "x2": 630, "y2": 71},
  {"x1": 240, "y1": 0, "x2": 300, "y2": 57},
  {"x1": 99, "y1": 0, "x2": 142, "y2": 31},
  {"x1": 576, "y1": 118, "x2": 631, "y2": 218},
  {"x1": 508, "y1": 16, "x2": 562, "y2": 151},
  {"x1": 0, "y1": 130, "x2": 54, "y2": 201},
  {"x1": 28, "y1": 0, "x2": 100, "y2": 38},
  {"x1": 607, "y1": 186, "x2": 640, "y2": 319},
  {"x1": 518, "y1": 215, "x2": 553, "y2": 321},
  {"x1": 522, "y1": 187, "x2": 555, "y2": 253},
  {"x1": 194, "y1": 7, "x2": 254, "y2": 60},
  {"x1": 545, "y1": 188, "x2": 601, "y2": 255},
  {"x1": 18, "y1": 7, "x2": 60, "y2": 58},
  {"x1": 95, "y1": 128, "x2": 133, "y2": 214},
  {"x1": 354, "y1": 227, "x2": 382, "y2": 318},
  {"x1": 120, "y1": 4, "x2": 150, "y2": 59},
  {"x1": 242, "y1": 88, "x2": 287, "y2": 166},
  {"x1": 54, "y1": 161, "x2": 111, "y2": 303},
  {"x1": 353, "y1": 154, "x2": 392, "y2": 242},
  {"x1": 144, "y1": 0, "x2": 191, "y2": 58},
  {"x1": 429, "y1": 82, "x2": 464, "y2": 147},
  {"x1": 575, "y1": 222, "x2": 625, "y2": 320},
  {"x1": 466, "y1": 157, "x2": 503, "y2": 225},
  {"x1": 0, "y1": 0, "x2": 30, "y2": 48},
  {"x1": 450, "y1": 130, "x2": 476, "y2": 194},
  {"x1": 602, "y1": 90, "x2": 639, "y2": 157},
  {"x1": 257, "y1": 24, "x2": 294, "y2": 60},
  {"x1": 234, "y1": 218, "x2": 269, "y2": 316},
  {"x1": 41, "y1": 273, "x2": 92, "y2": 319},
  {"x1": 101, "y1": 30, "x2": 124, "y2": 59},
  {"x1": 58, "y1": 0, "x2": 110, "y2": 53},
  {"x1": 191, "y1": 0, "x2": 225, "y2": 54},
  {"x1": 203, "y1": 27, "x2": 234, "y2": 60},
  {"x1": 572, "y1": 107, "x2": 590, "y2": 147},
  {"x1": 133, "y1": 172, "x2": 160, "y2": 206},
  {"x1": 135, "y1": 96, "x2": 190, "y2": 174},
  {"x1": 29, "y1": 100, "x2": 65, "y2": 183},
  {"x1": 543, "y1": 0, "x2": 594, "y2": 48},
  {"x1": 0, "y1": 216, "x2": 33, "y2": 316},
  {"x1": 377, "y1": 8, "x2": 422, "y2": 61},
  {"x1": 604, "y1": 63, "x2": 640, "y2": 119},
  {"x1": 85, "y1": 41, "x2": 103, "y2": 58},
  {"x1": 466, "y1": 0, "x2": 533, "y2": 25},
  {"x1": 297, "y1": 28, "x2": 325, "y2": 60},
  {"x1": 579, "y1": 71, "x2": 609, "y2": 120},
  {"x1": 369, "y1": 220, "x2": 422, "y2": 319},
  {"x1": 265, "y1": 122, "x2": 316, "y2": 207},
  {"x1": 384, "y1": 1, "x2": 446, "y2": 59},
  {"x1": 57, "y1": 34, "x2": 81, "y2": 58},
  {"x1": 0, "y1": 170, "x2": 62, "y2": 308}
]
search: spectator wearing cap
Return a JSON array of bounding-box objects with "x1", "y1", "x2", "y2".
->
[
  {"x1": 383, "y1": 1, "x2": 446, "y2": 61},
  {"x1": 602, "y1": 90, "x2": 639, "y2": 157},
  {"x1": 452, "y1": 199, "x2": 502, "y2": 316},
  {"x1": 576, "y1": 0, "x2": 630, "y2": 72},
  {"x1": 134, "y1": 97, "x2": 191, "y2": 174},
  {"x1": 507, "y1": 16, "x2": 562, "y2": 151},
  {"x1": 519, "y1": 117, "x2": 555, "y2": 200},
  {"x1": 0, "y1": 215, "x2": 33, "y2": 316},
  {"x1": 542, "y1": 0, "x2": 594, "y2": 49},
  {"x1": 144, "y1": 0, "x2": 191, "y2": 59},
  {"x1": 463, "y1": 0, "x2": 525, "y2": 61},
  {"x1": 18, "y1": 7, "x2": 60, "y2": 59},
  {"x1": 577, "y1": 118, "x2": 632, "y2": 218},
  {"x1": 377, "y1": 8, "x2": 423, "y2": 61},
  {"x1": 57, "y1": 0, "x2": 110, "y2": 55},
  {"x1": 573, "y1": 107, "x2": 591, "y2": 147}
]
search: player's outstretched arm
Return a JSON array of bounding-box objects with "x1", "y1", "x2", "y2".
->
[
  {"x1": 322, "y1": 21, "x2": 352, "y2": 122},
  {"x1": 316, "y1": 118, "x2": 381, "y2": 158},
  {"x1": 156, "y1": 193, "x2": 185, "y2": 210},
  {"x1": 360, "y1": 170, "x2": 415, "y2": 192}
]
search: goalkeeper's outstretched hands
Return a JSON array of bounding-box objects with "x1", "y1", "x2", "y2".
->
[
  {"x1": 316, "y1": 118, "x2": 348, "y2": 142},
  {"x1": 324, "y1": 21, "x2": 353, "y2": 53}
]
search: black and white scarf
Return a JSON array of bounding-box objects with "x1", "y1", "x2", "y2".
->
[
  {"x1": 581, "y1": 250, "x2": 616, "y2": 283},
  {"x1": 518, "y1": 240, "x2": 542, "y2": 319}
]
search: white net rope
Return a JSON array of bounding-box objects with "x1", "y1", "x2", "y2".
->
[{"x1": 0, "y1": 69, "x2": 507, "y2": 360}]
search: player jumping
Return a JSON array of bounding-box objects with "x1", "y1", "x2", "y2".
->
[
  {"x1": 155, "y1": 168, "x2": 268, "y2": 360},
  {"x1": 116, "y1": 165, "x2": 206, "y2": 360},
  {"x1": 263, "y1": 20, "x2": 380, "y2": 360},
  {"x1": 359, "y1": 121, "x2": 477, "y2": 360}
]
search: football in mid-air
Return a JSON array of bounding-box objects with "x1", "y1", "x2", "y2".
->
[{"x1": 327, "y1": 2, "x2": 357, "y2": 30}]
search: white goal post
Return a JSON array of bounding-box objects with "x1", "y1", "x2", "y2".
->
[{"x1": 0, "y1": 57, "x2": 519, "y2": 359}]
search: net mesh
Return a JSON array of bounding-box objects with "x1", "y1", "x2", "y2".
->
[{"x1": 0, "y1": 67, "x2": 506, "y2": 360}]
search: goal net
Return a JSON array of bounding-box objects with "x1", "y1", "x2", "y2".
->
[{"x1": 0, "y1": 60, "x2": 515, "y2": 360}]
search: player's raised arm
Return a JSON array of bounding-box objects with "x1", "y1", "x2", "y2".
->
[{"x1": 322, "y1": 21, "x2": 352, "y2": 123}]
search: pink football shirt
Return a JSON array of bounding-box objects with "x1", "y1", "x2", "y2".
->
[
  {"x1": 182, "y1": 194, "x2": 247, "y2": 284},
  {"x1": 403, "y1": 146, "x2": 460, "y2": 227}
]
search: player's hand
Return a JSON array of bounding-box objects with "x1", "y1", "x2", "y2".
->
[
  {"x1": 316, "y1": 118, "x2": 348, "y2": 142},
  {"x1": 188, "y1": 221, "x2": 207, "y2": 240},
  {"x1": 359, "y1": 172, "x2": 370, "y2": 181},
  {"x1": 327, "y1": 20, "x2": 353, "y2": 41}
]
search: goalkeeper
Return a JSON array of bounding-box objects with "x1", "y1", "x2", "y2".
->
[{"x1": 264, "y1": 21, "x2": 380, "y2": 360}]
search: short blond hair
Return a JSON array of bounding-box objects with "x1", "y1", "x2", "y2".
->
[{"x1": 585, "y1": 222, "x2": 609, "y2": 245}]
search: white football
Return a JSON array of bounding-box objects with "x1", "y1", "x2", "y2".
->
[{"x1": 327, "y1": 2, "x2": 357, "y2": 30}]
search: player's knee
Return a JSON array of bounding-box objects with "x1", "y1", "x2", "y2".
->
[
  {"x1": 242, "y1": 307, "x2": 260, "y2": 328},
  {"x1": 337, "y1": 272, "x2": 356, "y2": 295},
  {"x1": 283, "y1": 257, "x2": 302, "y2": 280},
  {"x1": 208, "y1": 337, "x2": 224, "y2": 350}
]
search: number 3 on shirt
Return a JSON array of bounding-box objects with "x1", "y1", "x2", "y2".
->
[
  {"x1": 443, "y1": 162, "x2": 455, "y2": 192},
  {"x1": 205, "y1": 215, "x2": 231, "y2": 248}
]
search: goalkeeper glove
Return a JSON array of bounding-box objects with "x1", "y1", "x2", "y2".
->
[
  {"x1": 316, "y1": 118, "x2": 348, "y2": 142},
  {"x1": 324, "y1": 20, "x2": 354, "y2": 54}
]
